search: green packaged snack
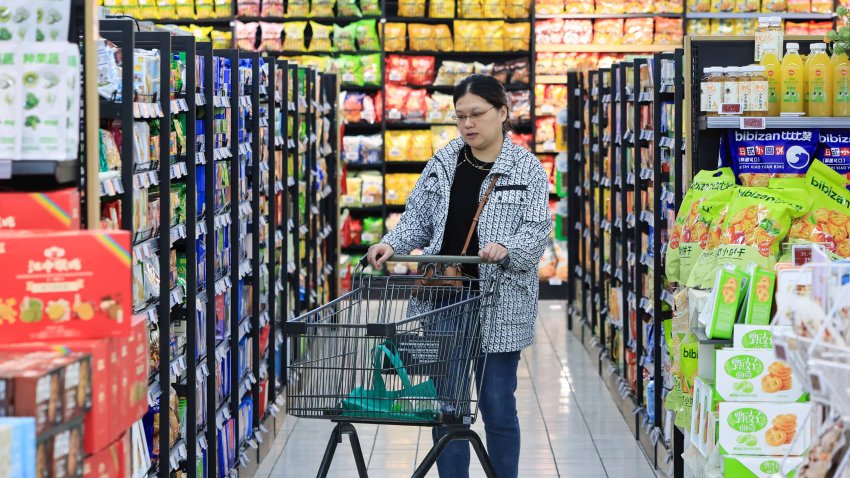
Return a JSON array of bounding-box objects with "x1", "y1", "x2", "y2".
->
[
  {"x1": 355, "y1": 19, "x2": 380, "y2": 51},
  {"x1": 361, "y1": 53, "x2": 382, "y2": 86},
  {"x1": 337, "y1": 0, "x2": 362, "y2": 16},
  {"x1": 666, "y1": 168, "x2": 736, "y2": 284},
  {"x1": 333, "y1": 24, "x2": 357, "y2": 52},
  {"x1": 336, "y1": 55, "x2": 362, "y2": 85},
  {"x1": 704, "y1": 265, "x2": 749, "y2": 340},
  {"x1": 742, "y1": 265, "x2": 776, "y2": 325},
  {"x1": 360, "y1": 0, "x2": 381, "y2": 15}
]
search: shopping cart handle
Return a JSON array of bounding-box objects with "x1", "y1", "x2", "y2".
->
[{"x1": 359, "y1": 254, "x2": 510, "y2": 268}]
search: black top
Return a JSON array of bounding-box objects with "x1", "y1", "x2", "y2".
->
[{"x1": 439, "y1": 145, "x2": 493, "y2": 278}]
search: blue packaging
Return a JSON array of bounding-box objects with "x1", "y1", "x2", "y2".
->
[
  {"x1": 725, "y1": 129, "x2": 819, "y2": 186},
  {"x1": 816, "y1": 130, "x2": 850, "y2": 179},
  {"x1": 0, "y1": 418, "x2": 36, "y2": 478}
]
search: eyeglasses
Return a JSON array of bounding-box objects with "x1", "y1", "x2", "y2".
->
[{"x1": 451, "y1": 106, "x2": 495, "y2": 124}]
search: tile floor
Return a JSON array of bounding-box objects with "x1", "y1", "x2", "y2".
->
[{"x1": 256, "y1": 302, "x2": 658, "y2": 478}]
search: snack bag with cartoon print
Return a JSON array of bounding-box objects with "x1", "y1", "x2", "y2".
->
[
  {"x1": 725, "y1": 129, "x2": 819, "y2": 186},
  {"x1": 815, "y1": 131, "x2": 850, "y2": 181},
  {"x1": 713, "y1": 187, "x2": 810, "y2": 275},
  {"x1": 774, "y1": 160, "x2": 850, "y2": 258},
  {"x1": 685, "y1": 201, "x2": 732, "y2": 289},
  {"x1": 666, "y1": 168, "x2": 737, "y2": 284}
]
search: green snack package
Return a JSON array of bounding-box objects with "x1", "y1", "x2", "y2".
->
[
  {"x1": 336, "y1": 55, "x2": 362, "y2": 85},
  {"x1": 666, "y1": 168, "x2": 736, "y2": 284},
  {"x1": 337, "y1": 0, "x2": 362, "y2": 16},
  {"x1": 778, "y1": 159, "x2": 850, "y2": 259},
  {"x1": 704, "y1": 265, "x2": 749, "y2": 340},
  {"x1": 360, "y1": 0, "x2": 382, "y2": 15},
  {"x1": 689, "y1": 186, "x2": 809, "y2": 289},
  {"x1": 742, "y1": 265, "x2": 776, "y2": 325},
  {"x1": 360, "y1": 53, "x2": 382, "y2": 86},
  {"x1": 333, "y1": 24, "x2": 356, "y2": 52},
  {"x1": 355, "y1": 19, "x2": 381, "y2": 51}
]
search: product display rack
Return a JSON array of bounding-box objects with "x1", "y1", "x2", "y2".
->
[{"x1": 567, "y1": 50, "x2": 686, "y2": 478}]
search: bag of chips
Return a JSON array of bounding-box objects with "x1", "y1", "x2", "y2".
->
[
  {"x1": 536, "y1": 0, "x2": 565, "y2": 14},
  {"x1": 687, "y1": 19, "x2": 711, "y2": 35},
  {"x1": 459, "y1": 0, "x2": 484, "y2": 17},
  {"x1": 386, "y1": 55, "x2": 411, "y2": 85},
  {"x1": 238, "y1": 0, "x2": 260, "y2": 17},
  {"x1": 409, "y1": 24, "x2": 437, "y2": 51},
  {"x1": 361, "y1": 0, "x2": 381, "y2": 15},
  {"x1": 337, "y1": 0, "x2": 362, "y2": 16},
  {"x1": 259, "y1": 22, "x2": 283, "y2": 52},
  {"x1": 333, "y1": 24, "x2": 357, "y2": 52},
  {"x1": 655, "y1": 18, "x2": 684, "y2": 45},
  {"x1": 408, "y1": 56, "x2": 436, "y2": 86},
  {"x1": 428, "y1": 92, "x2": 454, "y2": 123},
  {"x1": 399, "y1": 0, "x2": 426, "y2": 16},
  {"x1": 236, "y1": 22, "x2": 259, "y2": 51},
  {"x1": 384, "y1": 23, "x2": 407, "y2": 51},
  {"x1": 309, "y1": 22, "x2": 333, "y2": 52},
  {"x1": 779, "y1": 160, "x2": 850, "y2": 258},
  {"x1": 431, "y1": 126, "x2": 458, "y2": 151},
  {"x1": 482, "y1": 0, "x2": 504, "y2": 17},
  {"x1": 260, "y1": 0, "x2": 284, "y2": 16},
  {"x1": 736, "y1": 0, "x2": 759, "y2": 11},
  {"x1": 354, "y1": 19, "x2": 381, "y2": 51},
  {"x1": 596, "y1": 0, "x2": 626, "y2": 13},
  {"x1": 593, "y1": 19, "x2": 624, "y2": 45},
  {"x1": 761, "y1": 0, "x2": 786, "y2": 10},
  {"x1": 385, "y1": 131, "x2": 411, "y2": 161},
  {"x1": 430, "y1": 0, "x2": 455, "y2": 17},
  {"x1": 666, "y1": 168, "x2": 737, "y2": 284},
  {"x1": 361, "y1": 54, "x2": 382, "y2": 85},
  {"x1": 711, "y1": 0, "x2": 735, "y2": 11},
  {"x1": 385, "y1": 85, "x2": 411, "y2": 121},
  {"x1": 405, "y1": 89, "x2": 429, "y2": 122},
  {"x1": 286, "y1": 0, "x2": 309, "y2": 16},
  {"x1": 786, "y1": 0, "x2": 810, "y2": 12},
  {"x1": 509, "y1": 90, "x2": 532, "y2": 121},
  {"x1": 336, "y1": 55, "x2": 362, "y2": 85},
  {"x1": 311, "y1": 0, "x2": 335, "y2": 16},
  {"x1": 504, "y1": 22, "x2": 531, "y2": 51},
  {"x1": 656, "y1": 0, "x2": 684, "y2": 12},
  {"x1": 454, "y1": 21, "x2": 481, "y2": 52},
  {"x1": 505, "y1": 0, "x2": 532, "y2": 17},
  {"x1": 434, "y1": 24, "x2": 454, "y2": 52},
  {"x1": 725, "y1": 129, "x2": 820, "y2": 186},
  {"x1": 509, "y1": 59, "x2": 530, "y2": 84},
  {"x1": 624, "y1": 18, "x2": 654, "y2": 45},
  {"x1": 564, "y1": 0, "x2": 593, "y2": 13},
  {"x1": 812, "y1": 0, "x2": 832, "y2": 13},
  {"x1": 283, "y1": 22, "x2": 307, "y2": 52}
]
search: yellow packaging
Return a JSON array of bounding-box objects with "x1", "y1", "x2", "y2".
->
[
  {"x1": 383, "y1": 23, "x2": 407, "y2": 52},
  {"x1": 429, "y1": 0, "x2": 455, "y2": 17}
]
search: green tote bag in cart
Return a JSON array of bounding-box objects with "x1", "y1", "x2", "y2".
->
[{"x1": 341, "y1": 343, "x2": 439, "y2": 422}]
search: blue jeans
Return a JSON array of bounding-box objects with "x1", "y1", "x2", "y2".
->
[{"x1": 432, "y1": 351, "x2": 521, "y2": 478}]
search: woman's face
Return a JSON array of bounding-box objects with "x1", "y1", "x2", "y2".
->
[{"x1": 454, "y1": 93, "x2": 507, "y2": 151}]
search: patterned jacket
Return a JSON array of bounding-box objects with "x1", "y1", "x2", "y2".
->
[{"x1": 381, "y1": 136, "x2": 553, "y2": 353}]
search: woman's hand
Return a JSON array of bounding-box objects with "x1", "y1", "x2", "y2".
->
[
  {"x1": 367, "y1": 243, "x2": 395, "y2": 269},
  {"x1": 479, "y1": 242, "x2": 509, "y2": 263}
]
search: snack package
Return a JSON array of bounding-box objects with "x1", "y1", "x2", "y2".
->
[
  {"x1": 360, "y1": 0, "x2": 381, "y2": 15},
  {"x1": 355, "y1": 19, "x2": 380, "y2": 51},
  {"x1": 238, "y1": 0, "x2": 260, "y2": 16},
  {"x1": 711, "y1": 0, "x2": 735, "y2": 11},
  {"x1": 333, "y1": 23, "x2": 357, "y2": 52},
  {"x1": 742, "y1": 265, "x2": 777, "y2": 325},
  {"x1": 563, "y1": 0, "x2": 593, "y2": 13},
  {"x1": 407, "y1": 56, "x2": 436, "y2": 86},
  {"x1": 786, "y1": 0, "x2": 811, "y2": 12},
  {"x1": 596, "y1": 0, "x2": 626, "y2": 13},
  {"x1": 506, "y1": 0, "x2": 532, "y2": 16},
  {"x1": 434, "y1": 24, "x2": 454, "y2": 52},
  {"x1": 409, "y1": 24, "x2": 436, "y2": 51},
  {"x1": 688, "y1": 19, "x2": 711, "y2": 35},
  {"x1": 784, "y1": 21, "x2": 809, "y2": 35},
  {"x1": 431, "y1": 126, "x2": 457, "y2": 151},
  {"x1": 282, "y1": 22, "x2": 307, "y2": 52},
  {"x1": 816, "y1": 131, "x2": 850, "y2": 180},
  {"x1": 780, "y1": 160, "x2": 850, "y2": 258},
  {"x1": 536, "y1": 0, "x2": 565, "y2": 14},
  {"x1": 398, "y1": 0, "x2": 426, "y2": 16},
  {"x1": 656, "y1": 0, "x2": 684, "y2": 12},
  {"x1": 761, "y1": 0, "x2": 786, "y2": 11},
  {"x1": 667, "y1": 168, "x2": 737, "y2": 283},
  {"x1": 702, "y1": 264, "x2": 749, "y2": 339},
  {"x1": 428, "y1": 92, "x2": 454, "y2": 123},
  {"x1": 310, "y1": 0, "x2": 334, "y2": 16},
  {"x1": 285, "y1": 0, "x2": 309, "y2": 16},
  {"x1": 459, "y1": 0, "x2": 484, "y2": 17},
  {"x1": 386, "y1": 55, "x2": 410, "y2": 85},
  {"x1": 384, "y1": 23, "x2": 407, "y2": 51},
  {"x1": 509, "y1": 59, "x2": 530, "y2": 84},
  {"x1": 258, "y1": 22, "x2": 283, "y2": 52},
  {"x1": 337, "y1": 0, "x2": 361, "y2": 16},
  {"x1": 309, "y1": 22, "x2": 333, "y2": 52},
  {"x1": 404, "y1": 89, "x2": 428, "y2": 122},
  {"x1": 725, "y1": 129, "x2": 820, "y2": 186},
  {"x1": 655, "y1": 17, "x2": 684, "y2": 45},
  {"x1": 261, "y1": 0, "x2": 284, "y2": 16},
  {"x1": 430, "y1": 0, "x2": 455, "y2": 17},
  {"x1": 593, "y1": 19, "x2": 624, "y2": 45},
  {"x1": 504, "y1": 22, "x2": 531, "y2": 51},
  {"x1": 482, "y1": 0, "x2": 504, "y2": 17},
  {"x1": 384, "y1": 84, "x2": 411, "y2": 121},
  {"x1": 409, "y1": 129, "x2": 433, "y2": 161},
  {"x1": 385, "y1": 131, "x2": 411, "y2": 161},
  {"x1": 360, "y1": 54, "x2": 382, "y2": 85},
  {"x1": 718, "y1": 403, "x2": 812, "y2": 456},
  {"x1": 360, "y1": 173, "x2": 383, "y2": 206},
  {"x1": 623, "y1": 18, "x2": 654, "y2": 45},
  {"x1": 715, "y1": 349, "x2": 806, "y2": 402},
  {"x1": 724, "y1": 456, "x2": 804, "y2": 478},
  {"x1": 343, "y1": 177, "x2": 363, "y2": 208},
  {"x1": 737, "y1": 0, "x2": 760, "y2": 10}
]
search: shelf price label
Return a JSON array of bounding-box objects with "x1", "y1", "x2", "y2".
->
[{"x1": 739, "y1": 117, "x2": 766, "y2": 130}]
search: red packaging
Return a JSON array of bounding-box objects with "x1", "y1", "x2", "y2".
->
[
  {"x1": 258, "y1": 379, "x2": 268, "y2": 419},
  {"x1": 0, "y1": 230, "x2": 132, "y2": 343},
  {"x1": 385, "y1": 85, "x2": 411, "y2": 122},
  {"x1": 386, "y1": 55, "x2": 411, "y2": 85},
  {"x1": 83, "y1": 431, "x2": 130, "y2": 478},
  {"x1": 0, "y1": 355, "x2": 66, "y2": 434},
  {"x1": 115, "y1": 320, "x2": 148, "y2": 436},
  {"x1": 407, "y1": 56, "x2": 436, "y2": 86},
  {"x1": 39, "y1": 415, "x2": 85, "y2": 478},
  {"x1": 0, "y1": 189, "x2": 81, "y2": 231}
]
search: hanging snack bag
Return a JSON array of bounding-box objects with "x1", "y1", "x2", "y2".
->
[
  {"x1": 384, "y1": 23, "x2": 407, "y2": 52},
  {"x1": 689, "y1": 0, "x2": 711, "y2": 10},
  {"x1": 725, "y1": 129, "x2": 820, "y2": 186},
  {"x1": 286, "y1": 0, "x2": 309, "y2": 16},
  {"x1": 337, "y1": 0, "x2": 361, "y2": 16},
  {"x1": 408, "y1": 56, "x2": 436, "y2": 86},
  {"x1": 333, "y1": 23, "x2": 357, "y2": 52},
  {"x1": 816, "y1": 130, "x2": 850, "y2": 180},
  {"x1": 398, "y1": 0, "x2": 426, "y2": 16},
  {"x1": 434, "y1": 24, "x2": 454, "y2": 52},
  {"x1": 360, "y1": 0, "x2": 381, "y2": 15},
  {"x1": 778, "y1": 160, "x2": 850, "y2": 258},
  {"x1": 409, "y1": 24, "x2": 437, "y2": 51},
  {"x1": 355, "y1": 19, "x2": 381, "y2": 51},
  {"x1": 336, "y1": 55, "x2": 362, "y2": 85},
  {"x1": 711, "y1": 0, "x2": 735, "y2": 11},
  {"x1": 261, "y1": 0, "x2": 284, "y2": 16},
  {"x1": 360, "y1": 54, "x2": 382, "y2": 86},
  {"x1": 504, "y1": 22, "x2": 531, "y2": 51},
  {"x1": 666, "y1": 168, "x2": 737, "y2": 283},
  {"x1": 404, "y1": 89, "x2": 428, "y2": 122},
  {"x1": 430, "y1": 0, "x2": 455, "y2": 17},
  {"x1": 428, "y1": 92, "x2": 454, "y2": 123},
  {"x1": 259, "y1": 23, "x2": 283, "y2": 52},
  {"x1": 409, "y1": 130, "x2": 433, "y2": 161},
  {"x1": 386, "y1": 55, "x2": 411, "y2": 85},
  {"x1": 454, "y1": 21, "x2": 481, "y2": 52},
  {"x1": 459, "y1": 0, "x2": 484, "y2": 17},
  {"x1": 311, "y1": 0, "x2": 334, "y2": 17},
  {"x1": 385, "y1": 131, "x2": 411, "y2": 161},
  {"x1": 283, "y1": 22, "x2": 307, "y2": 52},
  {"x1": 786, "y1": 0, "x2": 810, "y2": 12},
  {"x1": 385, "y1": 85, "x2": 411, "y2": 121},
  {"x1": 309, "y1": 22, "x2": 333, "y2": 52}
]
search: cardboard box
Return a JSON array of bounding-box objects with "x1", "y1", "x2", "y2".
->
[
  {"x1": 742, "y1": 266, "x2": 776, "y2": 326},
  {"x1": 0, "y1": 230, "x2": 133, "y2": 343},
  {"x1": 0, "y1": 189, "x2": 81, "y2": 231},
  {"x1": 83, "y1": 432, "x2": 130, "y2": 478},
  {"x1": 716, "y1": 349, "x2": 806, "y2": 402},
  {"x1": 690, "y1": 377, "x2": 722, "y2": 457},
  {"x1": 37, "y1": 416, "x2": 85, "y2": 478},
  {"x1": 705, "y1": 266, "x2": 749, "y2": 339},
  {"x1": 733, "y1": 325, "x2": 792, "y2": 350},
  {"x1": 719, "y1": 402, "x2": 812, "y2": 456},
  {"x1": 0, "y1": 340, "x2": 113, "y2": 454},
  {"x1": 116, "y1": 321, "x2": 149, "y2": 436},
  {"x1": 0, "y1": 355, "x2": 66, "y2": 435},
  {"x1": 0, "y1": 417, "x2": 36, "y2": 478},
  {"x1": 723, "y1": 455, "x2": 804, "y2": 478}
]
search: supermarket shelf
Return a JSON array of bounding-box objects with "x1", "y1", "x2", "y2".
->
[
  {"x1": 536, "y1": 44, "x2": 679, "y2": 53},
  {"x1": 341, "y1": 122, "x2": 382, "y2": 134},
  {"x1": 266, "y1": 50, "x2": 382, "y2": 56},
  {"x1": 7, "y1": 160, "x2": 79, "y2": 185},
  {"x1": 692, "y1": 327, "x2": 733, "y2": 346},
  {"x1": 145, "y1": 17, "x2": 232, "y2": 25},
  {"x1": 238, "y1": 16, "x2": 381, "y2": 23},
  {"x1": 384, "y1": 16, "x2": 532, "y2": 23},
  {"x1": 342, "y1": 244, "x2": 371, "y2": 253},
  {"x1": 393, "y1": 50, "x2": 530, "y2": 57},
  {"x1": 341, "y1": 205, "x2": 384, "y2": 214},
  {"x1": 539, "y1": 280, "x2": 568, "y2": 300},
  {"x1": 386, "y1": 121, "x2": 456, "y2": 129},
  {"x1": 536, "y1": 13, "x2": 683, "y2": 19},
  {"x1": 341, "y1": 84, "x2": 382, "y2": 92},
  {"x1": 686, "y1": 12, "x2": 834, "y2": 19},
  {"x1": 343, "y1": 162, "x2": 382, "y2": 171},
  {"x1": 699, "y1": 115, "x2": 850, "y2": 129},
  {"x1": 537, "y1": 75, "x2": 568, "y2": 85}
]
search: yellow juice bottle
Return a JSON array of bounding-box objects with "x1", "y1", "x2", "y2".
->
[
  {"x1": 834, "y1": 52, "x2": 850, "y2": 116},
  {"x1": 760, "y1": 47, "x2": 781, "y2": 116},
  {"x1": 806, "y1": 43, "x2": 832, "y2": 116},
  {"x1": 781, "y1": 42, "x2": 805, "y2": 114}
]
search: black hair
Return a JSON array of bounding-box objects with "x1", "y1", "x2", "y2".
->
[{"x1": 453, "y1": 74, "x2": 512, "y2": 132}]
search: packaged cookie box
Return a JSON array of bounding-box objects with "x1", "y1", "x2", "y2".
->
[
  {"x1": 36, "y1": 415, "x2": 85, "y2": 478},
  {"x1": 0, "y1": 230, "x2": 132, "y2": 343},
  {"x1": 0, "y1": 352, "x2": 91, "y2": 435},
  {"x1": 83, "y1": 431, "x2": 130, "y2": 478},
  {"x1": 0, "y1": 341, "x2": 113, "y2": 454},
  {"x1": 115, "y1": 320, "x2": 150, "y2": 438},
  {"x1": 733, "y1": 324, "x2": 792, "y2": 350},
  {"x1": 0, "y1": 417, "x2": 36, "y2": 478},
  {"x1": 690, "y1": 377, "x2": 722, "y2": 457},
  {"x1": 716, "y1": 349, "x2": 806, "y2": 402},
  {"x1": 703, "y1": 265, "x2": 749, "y2": 340},
  {"x1": 718, "y1": 402, "x2": 812, "y2": 456},
  {"x1": 0, "y1": 189, "x2": 81, "y2": 231},
  {"x1": 723, "y1": 455, "x2": 804, "y2": 478}
]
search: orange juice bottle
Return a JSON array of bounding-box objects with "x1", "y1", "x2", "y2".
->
[
  {"x1": 806, "y1": 43, "x2": 832, "y2": 116},
  {"x1": 780, "y1": 43, "x2": 805, "y2": 114},
  {"x1": 834, "y1": 52, "x2": 850, "y2": 116},
  {"x1": 760, "y1": 47, "x2": 781, "y2": 116}
]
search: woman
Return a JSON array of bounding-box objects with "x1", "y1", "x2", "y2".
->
[{"x1": 367, "y1": 75, "x2": 552, "y2": 478}]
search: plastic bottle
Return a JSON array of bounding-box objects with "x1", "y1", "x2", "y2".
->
[
  {"x1": 834, "y1": 52, "x2": 850, "y2": 116},
  {"x1": 739, "y1": 66, "x2": 753, "y2": 115},
  {"x1": 747, "y1": 66, "x2": 769, "y2": 116},
  {"x1": 770, "y1": 17, "x2": 785, "y2": 61},
  {"x1": 704, "y1": 67, "x2": 724, "y2": 116},
  {"x1": 780, "y1": 43, "x2": 805, "y2": 114},
  {"x1": 806, "y1": 43, "x2": 832, "y2": 116},
  {"x1": 724, "y1": 66, "x2": 741, "y2": 107},
  {"x1": 755, "y1": 17, "x2": 783, "y2": 62},
  {"x1": 760, "y1": 47, "x2": 781, "y2": 116}
]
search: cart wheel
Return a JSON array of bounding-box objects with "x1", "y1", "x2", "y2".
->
[
  {"x1": 411, "y1": 427, "x2": 498, "y2": 478},
  {"x1": 317, "y1": 422, "x2": 369, "y2": 478}
]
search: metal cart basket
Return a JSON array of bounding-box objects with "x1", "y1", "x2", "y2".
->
[{"x1": 284, "y1": 255, "x2": 505, "y2": 478}]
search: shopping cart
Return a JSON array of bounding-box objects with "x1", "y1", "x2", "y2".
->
[{"x1": 284, "y1": 255, "x2": 506, "y2": 478}]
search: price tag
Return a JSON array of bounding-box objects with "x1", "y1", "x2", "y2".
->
[{"x1": 740, "y1": 117, "x2": 766, "y2": 130}]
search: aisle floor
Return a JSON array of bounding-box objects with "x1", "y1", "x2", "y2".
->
[{"x1": 256, "y1": 302, "x2": 658, "y2": 478}]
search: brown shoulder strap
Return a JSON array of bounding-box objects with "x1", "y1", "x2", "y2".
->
[{"x1": 461, "y1": 174, "x2": 501, "y2": 256}]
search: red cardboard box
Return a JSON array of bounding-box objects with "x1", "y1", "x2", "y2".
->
[
  {"x1": 83, "y1": 431, "x2": 130, "y2": 478},
  {"x1": 115, "y1": 321, "x2": 148, "y2": 435},
  {"x1": 0, "y1": 340, "x2": 114, "y2": 454},
  {"x1": 0, "y1": 230, "x2": 133, "y2": 343},
  {"x1": 0, "y1": 189, "x2": 81, "y2": 230}
]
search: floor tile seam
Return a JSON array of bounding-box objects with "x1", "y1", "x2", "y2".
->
[
  {"x1": 519, "y1": 352, "x2": 563, "y2": 478},
  {"x1": 537, "y1": 314, "x2": 609, "y2": 477},
  {"x1": 266, "y1": 417, "x2": 302, "y2": 476}
]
